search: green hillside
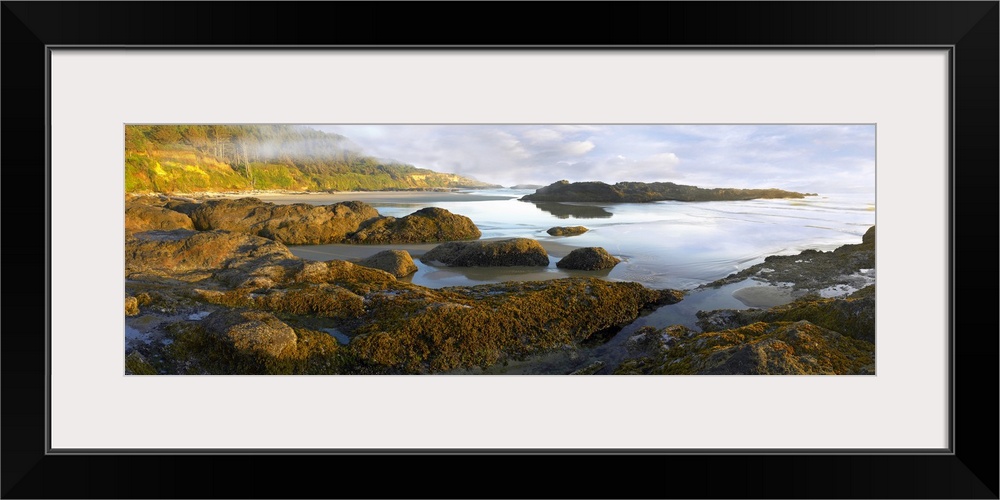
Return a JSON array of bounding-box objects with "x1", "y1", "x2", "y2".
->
[{"x1": 124, "y1": 125, "x2": 497, "y2": 194}]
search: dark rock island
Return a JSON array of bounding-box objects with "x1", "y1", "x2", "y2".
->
[{"x1": 522, "y1": 180, "x2": 814, "y2": 203}]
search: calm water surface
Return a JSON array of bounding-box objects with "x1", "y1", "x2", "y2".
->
[{"x1": 265, "y1": 189, "x2": 874, "y2": 372}]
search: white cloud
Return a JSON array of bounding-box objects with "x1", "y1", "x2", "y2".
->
[{"x1": 310, "y1": 124, "x2": 874, "y2": 193}]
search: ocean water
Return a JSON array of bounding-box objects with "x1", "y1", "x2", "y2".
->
[
  {"x1": 279, "y1": 189, "x2": 875, "y2": 291},
  {"x1": 272, "y1": 189, "x2": 874, "y2": 372}
]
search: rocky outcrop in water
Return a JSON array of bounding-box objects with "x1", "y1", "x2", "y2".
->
[
  {"x1": 697, "y1": 286, "x2": 875, "y2": 343},
  {"x1": 358, "y1": 249, "x2": 419, "y2": 277},
  {"x1": 705, "y1": 225, "x2": 875, "y2": 294},
  {"x1": 547, "y1": 226, "x2": 589, "y2": 236},
  {"x1": 613, "y1": 228, "x2": 878, "y2": 375},
  {"x1": 522, "y1": 180, "x2": 813, "y2": 203},
  {"x1": 556, "y1": 247, "x2": 620, "y2": 270},
  {"x1": 615, "y1": 319, "x2": 874, "y2": 375},
  {"x1": 346, "y1": 207, "x2": 481, "y2": 244},
  {"x1": 421, "y1": 238, "x2": 549, "y2": 267}
]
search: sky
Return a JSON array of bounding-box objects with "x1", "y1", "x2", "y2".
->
[{"x1": 311, "y1": 124, "x2": 875, "y2": 194}]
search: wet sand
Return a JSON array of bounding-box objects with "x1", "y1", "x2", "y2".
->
[{"x1": 731, "y1": 285, "x2": 803, "y2": 308}]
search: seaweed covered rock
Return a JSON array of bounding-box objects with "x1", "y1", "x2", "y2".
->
[
  {"x1": 697, "y1": 285, "x2": 876, "y2": 343},
  {"x1": 125, "y1": 351, "x2": 157, "y2": 375},
  {"x1": 125, "y1": 229, "x2": 298, "y2": 283},
  {"x1": 614, "y1": 320, "x2": 874, "y2": 375},
  {"x1": 421, "y1": 238, "x2": 549, "y2": 267},
  {"x1": 349, "y1": 278, "x2": 684, "y2": 373},
  {"x1": 347, "y1": 207, "x2": 481, "y2": 244},
  {"x1": 125, "y1": 296, "x2": 140, "y2": 316},
  {"x1": 189, "y1": 198, "x2": 381, "y2": 245},
  {"x1": 547, "y1": 226, "x2": 589, "y2": 237},
  {"x1": 358, "y1": 250, "x2": 419, "y2": 277},
  {"x1": 125, "y1": 204, "x2": 195, "y2": 233},
  {"x1": 705, "y1": 226, "x2": 875, "y2": 294},
  {"x1": 522, "y1": 180, "x2": 811, "y2": 203},
  {"x1": 861, "y1": 225, "x2": 875, "y2": 246},
  {"x1": 556, "y1": 247, "x2": 620, "y2": 270},
  {"x1": 201, "y1": 309, "x2": 298, "y2": 358}
]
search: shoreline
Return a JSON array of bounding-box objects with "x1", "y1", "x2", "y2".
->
[{"x1": 129, "y1": 189, "x2": 518, "y2": 204}]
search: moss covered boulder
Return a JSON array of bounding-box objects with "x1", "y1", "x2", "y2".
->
[
  {"x1": 347, "y1": 207, "x2": 481, "y2": 244},
  {"x1": 697, "y1": 285, "x2": 875, "y2": 343},
  {"x1": 556, "y1": 247, "x2": 620, "y2": 270},
  {"x1": 349, "y1": 278, "x2": 684, "y2": 373},
  {"x1": 421, "y1": 238, "x2": 549, "y2": 267},
  {"x1": 358, "y1": 249, "x2": 419, "y2": 277},
  {"x1": 125, "y1": 296, "x2": 140, "y2": 316},
  {"x1": 615, "y1": 320, "x2": 874, "y2": 375},
  {"x1": 547, "y1": 226, "x2": 589, "y2": 237},
  {"x1": 202, "y1": 309, "x2": 298, "y2": 358},
  {"x1": 125, "y1": 351, "x2": 157, "y2": 375}
]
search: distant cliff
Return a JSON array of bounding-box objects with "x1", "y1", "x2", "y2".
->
[{"x1": 521, "y1": 180, "x2": 814, "y2": 202}]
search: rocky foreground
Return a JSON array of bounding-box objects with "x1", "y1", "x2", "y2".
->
[
  {"x1": 521, "y1": 180, "x2": 814, "y2": 203},
  {"x1": 124, "y1": 196, "x2": 682, "y2": 375},
  {"x1": 614, "y1": 226, "x2": 876, "y2": 375}
]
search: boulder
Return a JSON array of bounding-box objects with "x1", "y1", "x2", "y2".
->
[
  {"x1": 421, "y1": 238, "x2": 549, "y2": 267},
  {"x1": 556, "y1": 247, "x2": 620, "y2": 270},
  {"x1": 125, "y1": 204, "x2": 195, "y2": 233},
  {"x1": 189, "y1": 198, "x2": 380, "y2": 245},
  {"x1": 862, "y1": 225, "x2": 875, "y2": 246},
  {"x1": 202, "y1": 309, "x2": 297, "y2": 358},
  {"x1": 358, "y1": 250, "x2": 419, "y2": 278},
  {"x1": 614, "y1": 320, "x2": 874, "y2": 375},
  {"x1": 125, "y1": 229, "x2": 298, "y2": 282},
  {"x1": 125, "y1": 296, "x2": 139, "y2": 316},
  {"x1": 546, "y1": 226, "x2": 589, "y2": 237},
  {"x1": 347, "y1": 207, "x2": 481, "y2": 244},
  {"x1": 125, "y1": 351, "x2": 157, "y2": 375}
]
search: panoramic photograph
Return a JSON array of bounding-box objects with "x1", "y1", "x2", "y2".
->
[{"x1": 124, "y1": 124, "x2": 876, "y2": 375}]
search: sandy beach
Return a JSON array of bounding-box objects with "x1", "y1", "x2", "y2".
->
[{"x1": 222, "y1": 190, "x2": 516, "y2": 204}]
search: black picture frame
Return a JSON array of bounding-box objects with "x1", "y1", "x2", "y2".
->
[{"x1": 3, "y1": 2, "x2": 997, "y2": 498}]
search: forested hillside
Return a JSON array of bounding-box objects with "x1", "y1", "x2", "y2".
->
[{"x1": 124, "y1": 125, "x2": 496, "y2": 193}]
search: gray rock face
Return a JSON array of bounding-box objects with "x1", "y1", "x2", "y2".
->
[
  {"x1": 546, "y1": 226, "x2": 589, "y2": 237},
  {"x1": 358, "y1": 249, "x2": 419, "y2": 277},
  {"x1": 421, "y1": 238, "x2": 549, "y2": 267},
  {"x1": 202, "y1": 309, "x2": 297, "y2": 358},
  {"x1": 556, "y1": 247, "x2": 621, "y2": 270}
]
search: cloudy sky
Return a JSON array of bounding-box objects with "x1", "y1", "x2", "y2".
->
[{"x1": 311, "y1": 124, "x2": 875, "y2": 194}]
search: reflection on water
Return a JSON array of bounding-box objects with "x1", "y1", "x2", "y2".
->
[
  {"x1": 283, "y1": 190, "x2": 874, "y2": 292},
  {"x1": 525, "y1": 201, "x2": 614, "y2": 219},
  {"x1": 273, "y1": 189, "x2": 875, "y2": 374}
]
